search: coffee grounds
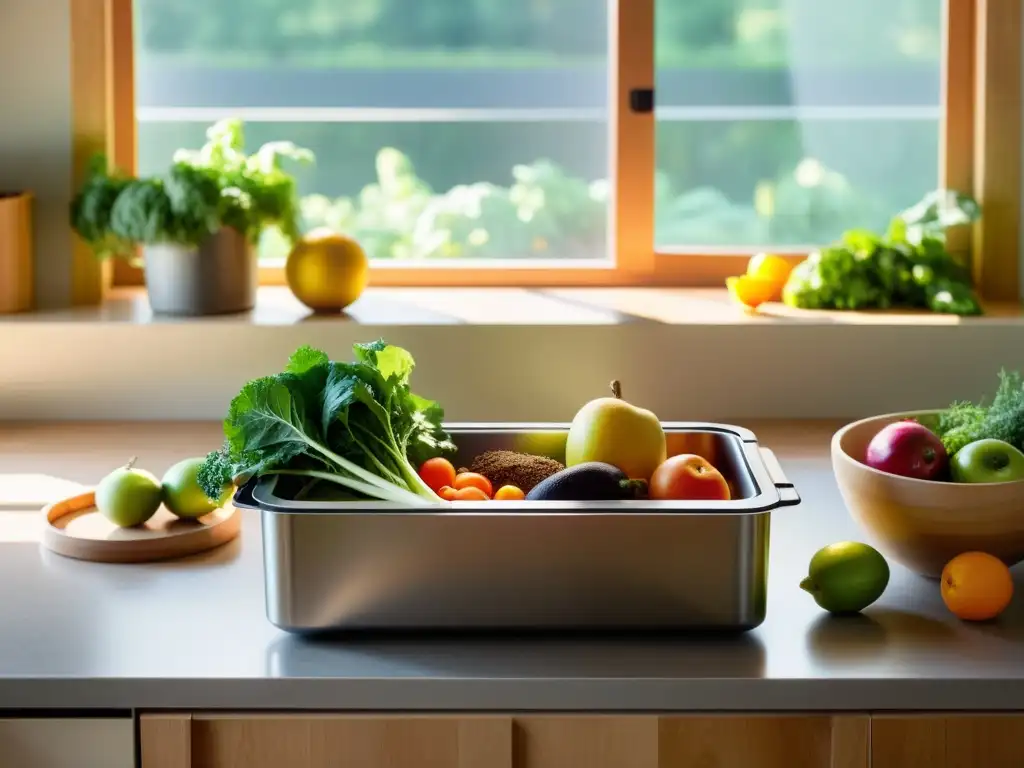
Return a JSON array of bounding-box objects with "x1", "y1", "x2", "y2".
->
[{"x1": 466, "y1": 450, "x2": 565, "y2": 494}]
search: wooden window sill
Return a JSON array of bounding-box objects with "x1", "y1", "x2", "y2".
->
[{"x1": 5, "y1": 287, "x2": 1022, "y2": 327}]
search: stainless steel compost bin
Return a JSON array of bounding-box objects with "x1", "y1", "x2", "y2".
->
[{"x1": 234, "y1": 422, "x2": 800, "y2": 633}]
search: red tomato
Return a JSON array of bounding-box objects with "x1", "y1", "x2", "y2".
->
[
  {"x1": 419, "y1": 457, "x2": 457, "y2": 493},
  {"x1": 649, "y1": 454, "x2": 731, "y2": 501}
]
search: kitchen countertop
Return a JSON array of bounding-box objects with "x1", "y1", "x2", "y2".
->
[{"x1": 3, "y1": 421, "x2": 1024, "y2": 712}]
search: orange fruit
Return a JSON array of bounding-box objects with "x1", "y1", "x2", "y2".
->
[
  {"x1": 941, "y1": 552, "x2": 1014, "y2": 621},
  {"x1": 746, "y1": 253, "x2": 793, "y2": 284},
  {"x1": 493, "y1": 485, "x2": 525, "y2": 501},
  {"x1": 726, "y1": 275, "x2": 781, "y2": 309}
]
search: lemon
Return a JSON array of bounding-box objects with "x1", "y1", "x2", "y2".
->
[
  {"x1": 747, "y1": 253, "x2": 793, "y2": 283},
  {"x1": 286, "y1": 228, "x2": 369, "y2": 312},
  {"x1": 800, "y1": 542, "x2": 890, "y2": 614}
]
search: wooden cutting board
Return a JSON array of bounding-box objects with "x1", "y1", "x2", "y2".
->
[{"x1": 41, "y1": 490, "x2": 240, "y2": 563}]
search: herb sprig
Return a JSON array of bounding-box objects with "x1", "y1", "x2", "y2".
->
[{"x1": 934, "y1": 371, "x2": 1024, "y2": 456}]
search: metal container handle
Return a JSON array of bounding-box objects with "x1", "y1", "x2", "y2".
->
[
  {"x1": 759, "y1": 447, "x2": 800, "y2": 507},
  {"x1": 232, "y1": 477, "x2": 259, "y2": 511}
]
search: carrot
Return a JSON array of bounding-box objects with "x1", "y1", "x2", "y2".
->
[
  {"x1": 419, "y1": 457, "x2": 457, "y2": 493},
  {"x1": 438, "y1": 485, "x2": 458, "y2": 501},
  {"x1": 493, "y1": 485, "x2": 525, "y2": 501},
  {"x1": 453, "y1": 486, "x2": 489, "y2": 501},
  {"x1": 454, "y1": 472, "x2": 493, "y2": 498}
]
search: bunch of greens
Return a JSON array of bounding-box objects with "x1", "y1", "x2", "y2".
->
[
  {"x1": 197, "y1": 341, "x2": 454, "y2": 507},
  {"x1": 71, "y1": 118, "x2": 313, "y2": 259},
  {"x1": 932, "y1": 371, "x2": 1024, "y2": 457},
  {"x1": 782, "y1": 189, "x2": 983, "y2": 316}
]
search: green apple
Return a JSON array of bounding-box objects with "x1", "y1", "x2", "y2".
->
[
  {"x1": 162, "y1": 457, "x2": 230, "y2": 519},
  {"x1": 951, "y1": 439, "x2": 1024, "y2": 483},
  {"x1": 95, "y1": 458, "x2": 163, "y2": 528}
]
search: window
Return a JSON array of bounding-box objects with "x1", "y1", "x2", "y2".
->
[
  {"x1": 89, "y1": 0, "x2": 1015, "y2": 294},
  {"x1": 134, "y1": 0, "x2": 613, "y2": 269},
  {"x1": 655, "y1": 0, "x2": 942, "y2": 251}
]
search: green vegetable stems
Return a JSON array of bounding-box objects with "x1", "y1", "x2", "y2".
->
[{"x1": 198, "y1": 341, "x2": 455, "y2": 507}]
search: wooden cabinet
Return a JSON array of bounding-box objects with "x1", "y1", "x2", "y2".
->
[
  {"x1": 141, "y1": 714, "x2": 511, "y2": 768},
  {"x1": 872, "y1": 715, "x2": 1024, "y2": 768},
  {"x1": 140, "y1": 714, "x2": 868, "y2": 768},
  {"x1": 0, "y1": 718, "x2": 133, "y2": 768},
  {"x1": 142, "y1": 712, "x2": 1024, "y2": 768}
]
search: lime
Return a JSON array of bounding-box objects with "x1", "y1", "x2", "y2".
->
[{"x1": 800, "y1": 541, "x2": 890, "y2": 614}]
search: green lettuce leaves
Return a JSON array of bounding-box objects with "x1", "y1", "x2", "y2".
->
[
  {"x1": 782, "y1": 189, "x2": 983, "y2": 316},
  {"x1": 198, "y1": 341, "x2": 454, "y2": 507}
]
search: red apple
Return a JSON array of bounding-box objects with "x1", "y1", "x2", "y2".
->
[{"x1": 865, "y1": 420, "x2": 948, "y2": 480}]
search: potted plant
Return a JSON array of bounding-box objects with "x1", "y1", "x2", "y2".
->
[{"x1": 71, "y1": 119, "x2": 313, "y2": 316}]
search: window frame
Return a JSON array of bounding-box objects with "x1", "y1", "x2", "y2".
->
[{"x1": 74, "y1": 0, "x2": 1017, "y2": 297}]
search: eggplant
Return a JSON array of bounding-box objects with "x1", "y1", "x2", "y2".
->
[{"x1": 525, "y1": 462, "x2": 647, "y2": 502}]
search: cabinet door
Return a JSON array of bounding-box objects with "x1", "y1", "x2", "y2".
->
[
  {"x1": 142, "y1": 714, "x2": 867, "y2": 768},
  {"x1": 873, "y1": 715, "x2": 1024, "y2": 768},
  {"x1": 512, "y1": 716, "x2": 868, "y2": 768},
  {"x1": 658, "y1": 716, "x2": 868, "y2": 768},
  {"x1": 0, "y1": 718, "x2": 133, "y2": 768},
  {"x1": 140, "y1": 714, "x2": 512, "y2": 768}
]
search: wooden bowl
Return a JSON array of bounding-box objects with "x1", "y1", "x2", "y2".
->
[{"x1": 832, "y1": 411, "x2": 1024, "y2": 578}]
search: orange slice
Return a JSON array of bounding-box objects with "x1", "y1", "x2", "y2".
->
[{"x1": 726, "y1": 275, "x2": 783, "y2": 309}]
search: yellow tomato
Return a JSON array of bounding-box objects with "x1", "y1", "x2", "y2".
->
[{"x1": 746, "y1": 253, "x2": 793, "y2": 284}]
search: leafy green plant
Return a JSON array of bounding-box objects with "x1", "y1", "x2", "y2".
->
[
  {"x1": 173, "y1": 118, "x2": 314, "y2": 243},
  {"x1": 70, "y1": 155, "x2": 135, "y2": 259},
  {"x1": 71, "y1": 119, "x2": 314, "y2": 258},
  {"x1": 782, "y1": 189, "x2": 982, "y2": 315},
  {"x1": 197, "y1": 341, "x2": 454, "y2": 506}
]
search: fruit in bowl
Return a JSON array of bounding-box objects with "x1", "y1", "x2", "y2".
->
[
  {"x1": 950, "y1": 439, "x2": 1024, "y2": 484},
  {"x1": 853, "y1": 370, "x2": 1024, "y2": 487},
  {"x1": 832, "y1": 411, "x2": 1024, "y2": 577},
  {"x1": 865, "y1": 420, "x2": 948, "y2": 481}
]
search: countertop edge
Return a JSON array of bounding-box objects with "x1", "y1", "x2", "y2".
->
[{"x1": 5, "y1": 678, "x2": 1024, "y2": 712}]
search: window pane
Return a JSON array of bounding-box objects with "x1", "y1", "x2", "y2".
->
[
  {"x1": 655, "y1": 0, "x2": 943, "y2": 250},
  {"x1": 138, "y1": 121, "x2": 608, "y2": 261},
  {"x1": 134, "y1": 0, "x2": 609, "y2": 262}
]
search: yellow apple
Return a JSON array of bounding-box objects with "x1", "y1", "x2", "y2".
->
[{"x1": 565, "y1": 381, "x2": 666, "y2": 480}]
